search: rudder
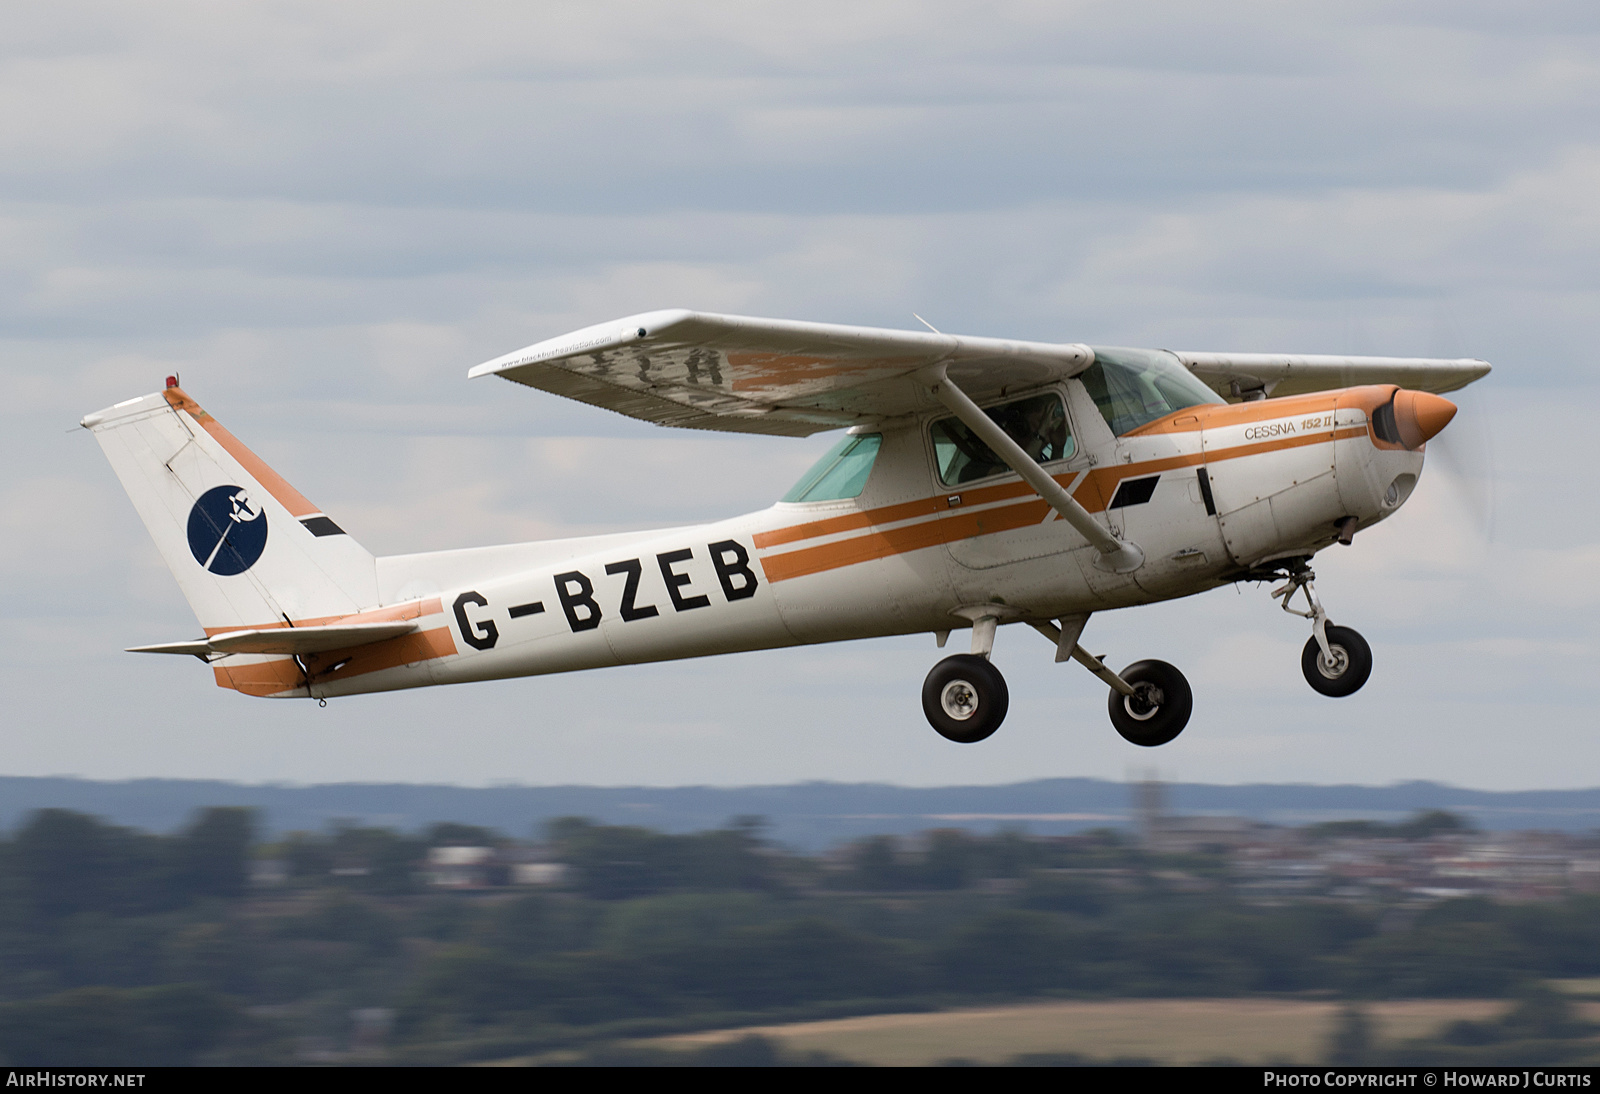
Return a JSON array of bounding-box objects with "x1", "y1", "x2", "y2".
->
[{"x1": 82, "y1": 383, "x2": 379, "y2": 634}]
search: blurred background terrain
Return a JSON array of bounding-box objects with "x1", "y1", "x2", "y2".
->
[{"x1": 0, "y1": 776, "x2": 1595, "y2": 1065}]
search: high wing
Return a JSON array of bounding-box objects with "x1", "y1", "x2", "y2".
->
[
  {"x1": 469, "y1": 309, "x2": 1093, "y2": 437},
  {"x1": 1175, "y1": 351, "x2": 1490, "y2": 401},
  {"x1": 470, "y1": 309, "x2": 1490, "y2": 435}
]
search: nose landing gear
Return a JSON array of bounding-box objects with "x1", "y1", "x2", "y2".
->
[
  {"x1": 1272, "y1": 565, "x2": 1372, "y2": 697},
  {"x1": 1300, "y1": 625, "x2": 1373, "y2": 697}
]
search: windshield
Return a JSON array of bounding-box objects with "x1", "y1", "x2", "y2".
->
[
  {"x1": 1079, "y1": 347, "x2": 1224, "y2": 436},
  {"x1": 781, "y1": 433, "x2": 882, "y2": 503}
]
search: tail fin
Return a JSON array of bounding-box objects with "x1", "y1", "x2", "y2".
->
[{"x1": 82, "y1": 383, "x2": 379, "y2": 632}]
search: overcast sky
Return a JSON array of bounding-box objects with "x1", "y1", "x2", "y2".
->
[{"x1": 3, "y1": 1, "x2": 1597, "y2": 791}]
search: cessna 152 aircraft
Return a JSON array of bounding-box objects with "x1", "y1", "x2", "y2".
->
[{"x1": 83, "y1": 310, "x2": 1488, "y2": 747}]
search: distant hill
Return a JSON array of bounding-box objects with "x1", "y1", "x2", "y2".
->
[{"x1": 0, "y1": 776, "x2": 1594, "y2": 849}]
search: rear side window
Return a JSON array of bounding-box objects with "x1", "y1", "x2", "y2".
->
[
  {"x1": 781, "y1": 433, "x2": 882, "y2": 503},
  {"x1": 930, "y1": 393, "x2": 1074, "y2": 486}
]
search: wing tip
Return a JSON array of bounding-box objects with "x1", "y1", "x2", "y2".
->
[{"x1": 468, "y1": 308, "x2": 702, "y2": 379}]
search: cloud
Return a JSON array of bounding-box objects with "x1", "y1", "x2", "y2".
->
[{"x1": 1, "y1": 2, "x2": 1597, "y2": 789}]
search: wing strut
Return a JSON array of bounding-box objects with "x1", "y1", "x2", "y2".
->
[{"x1": 927, "y1": 369, "x2": 1145, "y2": 574}]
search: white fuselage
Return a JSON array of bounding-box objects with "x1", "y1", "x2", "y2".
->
[{"x1": 254, "y1": 380, "x2": 1423, "y2": 700}]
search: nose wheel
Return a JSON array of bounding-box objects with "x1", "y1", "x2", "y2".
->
[
  {"x1": 1301, "y1": 625, "x2": 1372, "y2": 697},
  {"x1": 1273, "y1": 566, "x2": 1372, "y2": 697}
]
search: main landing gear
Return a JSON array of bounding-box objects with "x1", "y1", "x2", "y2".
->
[
  {"x1": 920, "y1": 609, "x2": 1194, "y2": 747},
  {"x1": 917, "y1": 565, "x2": 1374, "y2": 744},
  {"x1": 922, "y1": 654, "x2": 1009, "y2": 743},
  {"x1": 922, "y1": 610, "x2": 1012, "y2": 743},
  {"x1": 1105, "y1": 660, "x2": 1193, "y2": 747},
  {"x1": 1272, "y1": 565, "x2": 1372, "y2": 697}
]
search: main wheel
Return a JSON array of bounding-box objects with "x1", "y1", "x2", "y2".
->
[
  {"x1": 1107, "y1": 659, "x2": 1192, "y2": 747},
  {"x1": 921, "y1": 654, "x2": 1009, "y2": 743},
  {"x1": 1301, "y1": 625, "x2": 1372, "y2": 697}
]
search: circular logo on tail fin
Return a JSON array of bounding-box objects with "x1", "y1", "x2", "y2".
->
[{"x1": 187, "y1": 485, "x2": 268, "y2": 575}]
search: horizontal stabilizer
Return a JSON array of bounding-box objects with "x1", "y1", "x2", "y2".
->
[
  {"x1": 127, "y1": 640, "x2": 215, "y2": 657},
  {"x1": 128, "y1": 620, "x2": 418, "y2": 658}
]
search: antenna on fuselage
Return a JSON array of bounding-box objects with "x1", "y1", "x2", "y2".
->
[{"x1": 911, "y1": 313, "x2": 942, "y2": 335}]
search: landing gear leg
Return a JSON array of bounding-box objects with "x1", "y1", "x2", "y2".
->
[
  {"x1": 922, "y1": 608, "x2": 1011, "y2": 743},
  {"x1": 1273, "y1": 566, "x2": 1372, "y2": 697},
  {"x1": 1029, "y1": 617, "x2": 1194, "y2": 747}
]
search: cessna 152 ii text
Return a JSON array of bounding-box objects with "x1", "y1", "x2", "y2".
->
[{"x1": 84, "y1": 310, "x2": 1488, "y2": 747}]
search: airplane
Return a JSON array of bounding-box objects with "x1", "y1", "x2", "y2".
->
[{"x1": 82, "y1": 310, "x2": 1489, "y2": 746}]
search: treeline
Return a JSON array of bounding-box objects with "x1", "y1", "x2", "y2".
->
[
  {"x1": 1302, "y1": 809, "x2": 1476, "y2": 842},
  {"x1": 1330, "y1": 988, "x2": 1600, "y2": 1067},
  {"x1": 0, "y1": 807, "x2": 252, "y2": 917},
  {"x1": 0, "y1": 808, "x2": 1595, "y2": 1064}
]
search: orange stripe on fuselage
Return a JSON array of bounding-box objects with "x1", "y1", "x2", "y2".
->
[
  {"x1": 1122, "y1": 391, "x2": 1348, "y2": 436},
  {"x1": 201, "y1": 598, "x2": 443, "y2": 637},
  {"x1": 163, "y1": 387, "x2": 321, "y2": 519},
  {"x1": 754, "y1": 476, "x2": 1046, "y2": 549},
  {"x1": 212, "y1": 658, "x2": 300, "y2": 697},
  {"x1": 755, "y1": 422, "x2": 1367, "y2": 583},
  {"x1": 1067, "y1": 425, "x2": 1368, "y2": 511},
  {"x1": 759, "y1": 497, "x2": 1055, "y2": 582},
  {"x1": 207, "y1": 599, "x2": 454, "y2": 697},
  {"x1": 754, "y1": 495, "x2": 945, "y2": 549},
  {"x1": 301, "y1": 625, "x2": 456, "y2": 686},
  {"x1": 213, "y1": 625, "x2": 457, "y2": 697}
]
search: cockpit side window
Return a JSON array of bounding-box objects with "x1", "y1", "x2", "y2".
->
[
  {"x1": 781, "y1": 433, "x2": 882, "y2": 503},
  {"x1": 1079, "y1": 348, "x2": 1225, "y2": 436},
  {"x1": 930, "y1": 392, "x2": 1074, "y2": 486}
]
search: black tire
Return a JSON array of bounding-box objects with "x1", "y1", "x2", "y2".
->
[
  {"x1": 1301, "y1": 625, "x2": 1372, "y2": 697},
  {"x1": 1107, "y1": 659, "x2": 1192, "y2": 747},
  {"x1": 921, "y1": 654, "x2": 1009, "y2": 743}
]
